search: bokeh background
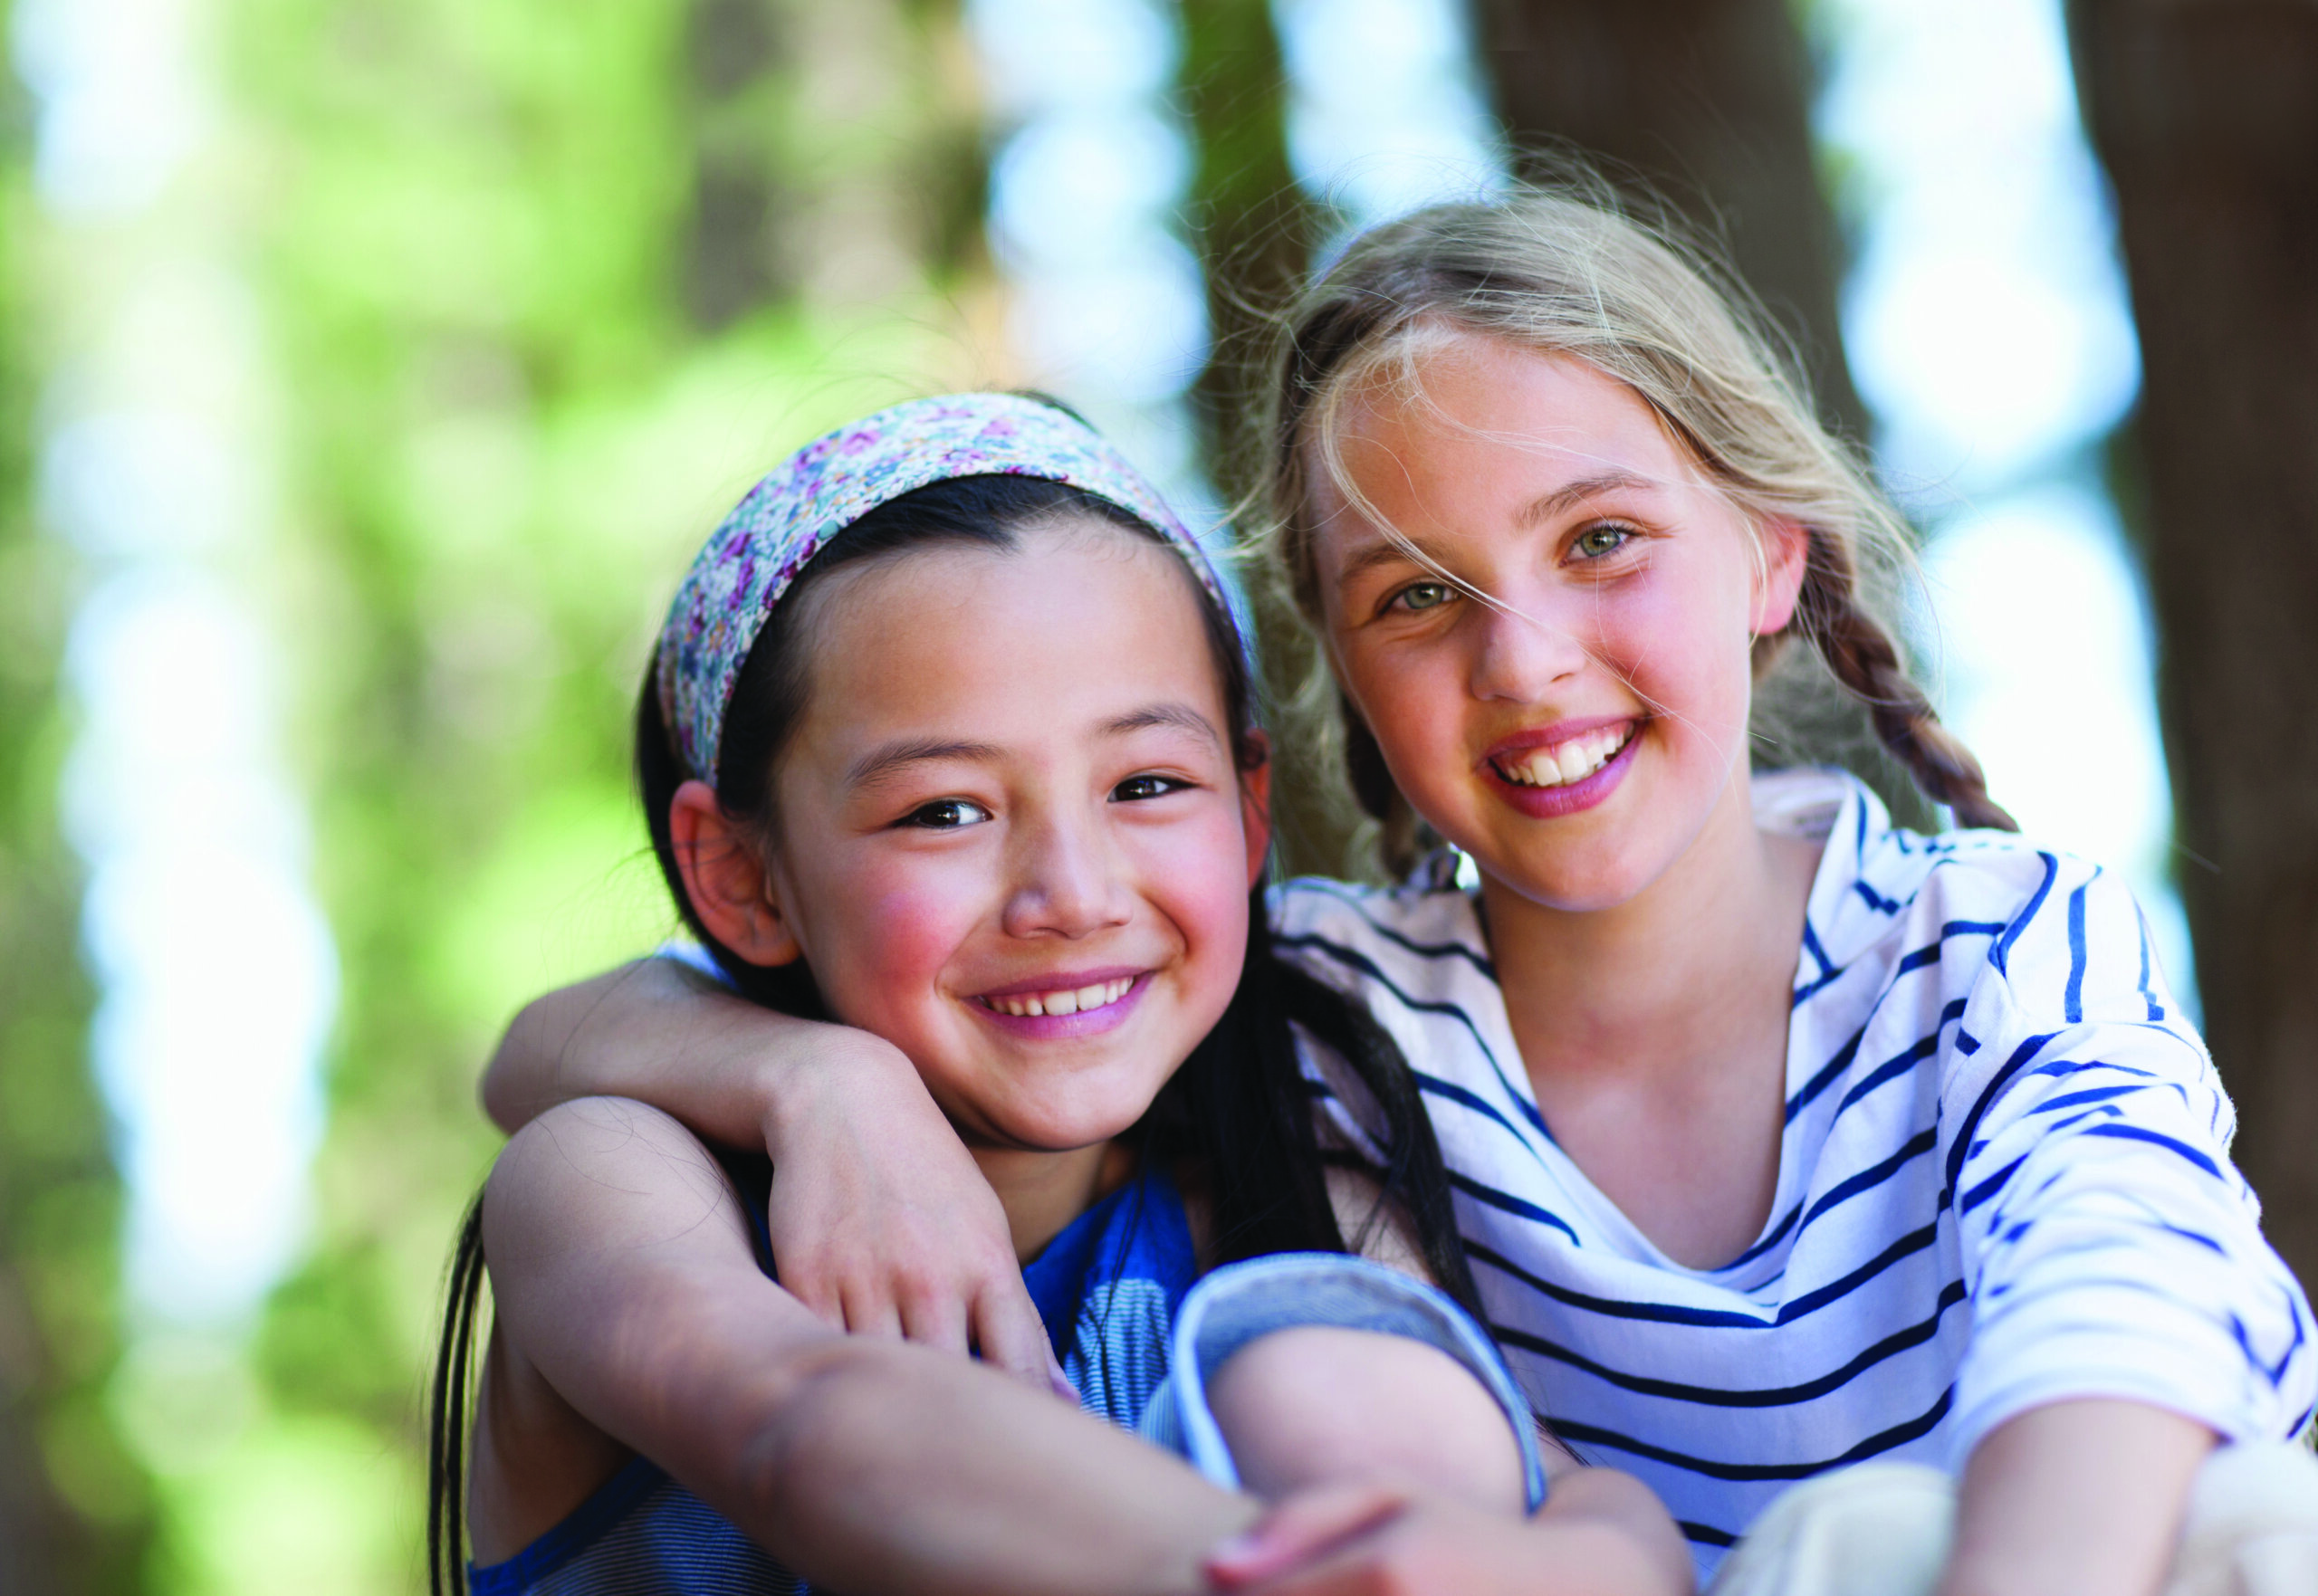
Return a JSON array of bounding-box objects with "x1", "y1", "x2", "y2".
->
[{"x1": 3, "y1": 0, "x2": 2313, "y2": 1589}]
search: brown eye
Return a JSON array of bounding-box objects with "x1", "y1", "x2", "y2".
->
[
  {"x1": 902, "y1": 798, "x2": 991, "y2": 829},
  {"x1": 1113, "y1": 774, "x2": 1188, "y2": 802}
]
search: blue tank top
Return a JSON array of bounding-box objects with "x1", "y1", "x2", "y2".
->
[{"x1": 470, "y1": 1155, "x2": 1201, "y2": 1595}]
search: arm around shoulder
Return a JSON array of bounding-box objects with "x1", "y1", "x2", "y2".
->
[{"x1": 482, "y1": 1097, "x2": 1257, "y2": 1596}]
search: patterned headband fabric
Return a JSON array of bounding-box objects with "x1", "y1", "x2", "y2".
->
[{"x1": 656, "y1": 391, "x2": 1227, "y2": 783}]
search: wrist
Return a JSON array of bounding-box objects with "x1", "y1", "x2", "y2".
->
[{"x1": 756, "y1": 1023, "x2": 924, "y2": 1155}]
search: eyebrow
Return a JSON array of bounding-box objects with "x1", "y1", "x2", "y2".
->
[
  {"x1": 1333, "y1": 469, "x2": 1666, "y2": 594},
  {"x1": 841, "y1": 703, "x2": 1221, "y2": 790},
  {"x1": 845, "y1": 738, "x2": 1005, "y2": 791},
  {"x1": 1102, "y1": 702, "x2": 1223, "y2": 747},
  {"x1": 1514, "y1": 469, "x2": 1665, "y2": 527}
]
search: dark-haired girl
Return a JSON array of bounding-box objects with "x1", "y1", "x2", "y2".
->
[{"x1": 443, "y1": 392, "x2": 1688, "y2": 1596}]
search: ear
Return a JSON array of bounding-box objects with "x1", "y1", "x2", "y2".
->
[
  {"x1": 1751, "y1": 518, "x2": 1812, "y2": 637},
  {"x1": 1238, "y1": 731, "x2": 1275, "y2": 890},
  {"x1": 667, "y1": 779, "x2": 803, "y2": 967}
]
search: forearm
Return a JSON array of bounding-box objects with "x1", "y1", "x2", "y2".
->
[
  {"x1": 742, "y1": 1336, "x2": 1259, "y2": 1596},
  {"x1": 481, "y1": 956, "x2": 905, "y2": 1144},
  {"x1": 1938, "y1": 1399, "x2": 2214, "y2": 1596}
]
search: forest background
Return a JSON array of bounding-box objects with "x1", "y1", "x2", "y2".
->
[{"x1": 2, "y1": 0, "x2": 2313, "y2": 1591}]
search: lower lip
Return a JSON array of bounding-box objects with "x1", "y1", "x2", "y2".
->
[
  {"x1": 971, "y1": 973, "x2": 1150, "y2": 1040},
  {"x1": 1483, "y1": 727, "x2": 1642, "y2": 818}
]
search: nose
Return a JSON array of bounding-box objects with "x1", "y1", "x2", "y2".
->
[
  {"x1": 1000, "y1": 808, "x2": 1135, "y2": 941},
  {"x1": 1467, "y1": 591, "x2": 1592, "y2": 703}
]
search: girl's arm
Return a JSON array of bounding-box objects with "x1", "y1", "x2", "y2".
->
[
  {"x1": 484, "y1": 1095, "x2": 1258, "y2": 1595},
  {"x1": 1204, "y1": 1471, "x2": 1693, "y2": 1596},
  {"x1": 1939, "y1": 1400, "x2": 2212, "y2": 1596},
  {"x1": 481, "y1": 959, "x2": 1051, "y2": 1380},
  {"x1": 1941, "y1": 862, "x2": 2314, "y2": 1594}
]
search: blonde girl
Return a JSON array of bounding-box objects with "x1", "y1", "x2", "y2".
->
[{"x1": 484, "y1": 195, "x2": 2318, "y2": 1595}]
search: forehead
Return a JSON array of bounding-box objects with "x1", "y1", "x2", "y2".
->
[
  {"x1": 793, "y1": 517, "x2": 1227, "y2": 748},
  {"x1": 1318, "y1": 335, "x2": 1697, "y2": 536}
]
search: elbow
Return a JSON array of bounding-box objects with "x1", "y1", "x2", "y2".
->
[{"x1": 481, "y1": 991, "x2": 560, "y2": 1134}]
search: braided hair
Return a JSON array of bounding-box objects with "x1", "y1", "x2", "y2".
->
[{"x1": 1251, "y1": 173, "x2": 2012, "y2": 869}]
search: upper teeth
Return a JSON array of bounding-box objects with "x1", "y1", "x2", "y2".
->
[
  {"x1": 984, "y1": 978, "x2": 1134, "y2": 1018},
  {"x1": 1497, "y1": 727, "x2": 1631, "y2": 788}
]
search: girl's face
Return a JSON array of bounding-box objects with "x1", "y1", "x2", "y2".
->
[
  {"x1": 756, "y1": 518, "x2": 1265, "y2": 1154},
  {"x1": 1310, "y1": 333, "x2": 1803, "y2": 912}
]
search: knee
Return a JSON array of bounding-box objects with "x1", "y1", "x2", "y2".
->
[{"x1": 1204, "y1": 1325, "x2": 1527, "y2": 1514}]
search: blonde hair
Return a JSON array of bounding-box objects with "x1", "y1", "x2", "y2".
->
[{"x1": 1251, "y1": 179, "x2": 2013, "y2": 872}]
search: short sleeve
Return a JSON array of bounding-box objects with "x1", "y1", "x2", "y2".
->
[{"x1": 1940, "y1": 859, "x2": 2316, "y2": 1457}]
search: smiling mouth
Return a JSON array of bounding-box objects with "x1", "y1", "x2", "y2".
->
[
  {"x1": 974, "y1": 977, "x2": 1139, "y2": 1018},
  {"x1": 1490, "y1": 722, "x2": 1638, "y2": 789}
]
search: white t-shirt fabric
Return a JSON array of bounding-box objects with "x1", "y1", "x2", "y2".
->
[{"x1": 1272, "y1": 768, "x2": 2316, "y2": 1581}]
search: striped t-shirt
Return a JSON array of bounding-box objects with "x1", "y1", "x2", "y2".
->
[
  {"x1": 469, "y1": 1161, "x2": 1199, "y2": 1596},
  {"x1": 1275, "y1": 768, "x2": 2315, "y2": 1579}
]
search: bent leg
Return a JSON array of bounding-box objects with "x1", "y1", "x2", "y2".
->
[{"x1": 1206, "y1": 1324, "x2": 1528, "y2": 1513}]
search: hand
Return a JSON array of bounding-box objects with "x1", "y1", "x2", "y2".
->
[
  {"x1": 1205, "y1": 1478, "x2": 1690, "y2": 1596},
  {"x1": 760, "y1": 1029, "x2": 1066, "y2": 1393}
]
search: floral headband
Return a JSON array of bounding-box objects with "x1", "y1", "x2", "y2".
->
[{"x1": 656, "y1": 392, "x2": 1227, "y2": 783}]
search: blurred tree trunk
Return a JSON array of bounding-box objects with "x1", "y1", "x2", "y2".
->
[
  {"x1": 2069, "y1": 0, "x2": 2318, "y2": 1292},
  {"x1": 1471, "y1": 0, "x2": 1865, "y2": 443},
  {"x1": 1179, "y1": 1, "x2": 1362, "y2": 879}
]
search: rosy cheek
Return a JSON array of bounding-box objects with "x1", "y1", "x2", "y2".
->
[{"x1": 808, "y1": 858, "x2": 979, "y2": 1023}]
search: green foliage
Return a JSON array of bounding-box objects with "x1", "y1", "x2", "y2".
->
[
  {"x1": 204, "y1": 0, "x2": 985, "y2": 1585},
  {"x1": 0, "y1": 73, "x2": 156, "y2": 1589}
]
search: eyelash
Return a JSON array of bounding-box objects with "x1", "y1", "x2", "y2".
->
[
  {"x1": 899, "y1": 798, "x2": 991, "y2": 830},
  {"x1": 1571, "y1": 521, "x2": 1639, "y2": 560},
  {"x1": 896, "y1": 774, "x2": 1189, "y2": 828},
  {"x1": 1379, "y1": 521, "x2": 1641, "y2": 617}
]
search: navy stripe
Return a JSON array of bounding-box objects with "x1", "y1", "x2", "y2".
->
[
  {"x1": 1471, "y1": 1211, "x2": 1938, "y2": 1331},
  {"x1": 1829, "y1": 1000, "x2": 1968, "y2": 1120},
  {"x1": 1943, "y1": 1031, "x2": 2062, "y2": 1199},
  {"x1": 1285, "y1": 880, "x2": 1498, "y2": 981},
  {"x1": 1450, "y1": 1172, "x2": 1583, "y2": 1246},
  {"x1": 2064, "y1": 879, "x2": 2091, "y2": 1024},
  {"x1": 1415, "y1": 1072, "x2": 1540, "y2": 1153},
  {"x1": 1723, "y1": 1124, "x2": 1940, "y2": 1276},
  {"x1": 1990, "y1": 852, "x2": 2059, "y2": 976},
  {"x1": 1276, "y1": 932, "x2": 1552, "y2": 1141},
  {"x1": 1792, "y1": 919, "x2": 1842, "y2": 1006},
  {"x1": 2079, "y1": 1123, "x2": 2222, "y2": 1179},
  {"x1": 1492, "y1": 1278, "x2": 1966, "y2": 1410},
  {"x1": 1960, "y1": 1151, "x2": 2030, "y2": 1215},
  {"x1": 1786, "y1": 1025, "x2": 1866, "y2": 1124},
  {"x1": 2134, "y1": 906, "x2": 2166, "y2": 1023},
  {"x1": 1549, "y1": 1385, "x2": 1954, "y2": 1482},
  {"x1": 2027, "y1": 1084, "x2": 2149, "y2": 1117},
  {"x1": 1680, "y1": 1521, "x2": 1738, "y2": 1548},
  {"x1": 1468, "y1": 1240, "x2": 1770, "y2": 1329},
  {"x1": 1794, "y1": 1128, "x2": 1939, "y2": 1238}
]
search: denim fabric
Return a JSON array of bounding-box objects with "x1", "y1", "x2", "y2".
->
[{"x1": 1137, "y1": 1252, "x2": 1549, "y2": 1512}]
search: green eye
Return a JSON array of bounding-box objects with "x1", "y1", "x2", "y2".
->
[
  {"x1": 1395, "y1": 581, "x2": 1454, "y2": 612},
  {"x1": 903, "y1": 798, "x2": 991, "y2": 829},
  {"x1": 1574, "y1": 524, "x2": 1634, "y2": 559}
]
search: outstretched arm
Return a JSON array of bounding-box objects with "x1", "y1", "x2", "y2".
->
[
  {"x1": 483, "y1": 1096, "x2": 1259, "y2": 1596},
  {"x1": 1939, "y1": 1400, "x2": 2212, "y2": 1596},
  {"x1": 481, "y1": 959, "x2": 1051, "y2": 1381}
]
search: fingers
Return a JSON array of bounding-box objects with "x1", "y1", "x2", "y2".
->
[
  {"x1": 1205, "y1": 1484, "x2": 1410, "y2": 1590},
  {"x1": 899, "y1": 1283, "x2": 972, "y2": 1359},
  {"x1": 971, "y1": 1276, "x2": 1066, "y2": 1392}
]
